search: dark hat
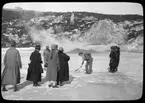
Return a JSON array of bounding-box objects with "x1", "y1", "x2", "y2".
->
[
  {"x1": 111, "y1": 46, "x2": 115, "y2": 49},
  {"x1": 10, "y1": 40, "x2": 16, "y2": 47},
  {"x1": 46, "y1": 45, "x2": 49, "y2": 48},
  {"x1": 55, "y1": 44, "x2": 58, "y2": 49},
  {"x1": 115, "y1": 46, "x2": 120, "y2": 51},
  {"x1": 35, "y1": 45, "x2": 41, "y2": 50},
  {"x1": 46, "y1": 45, "x2": 49, "y2": 49}
]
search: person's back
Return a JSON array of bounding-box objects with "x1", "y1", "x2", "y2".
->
[
  {"x1": 109, "y1": 46, "x2": 119, "y2": 72},
  {"x1": 29, "y1": 50, "x2": 43, "y2": 73},
  {"x1": 83, "y1": 52, "x2": 93, "y2": 63},
  {"x1": 2, "y1": 40, "x2": 22, "y2": 92},
  {"x1": 43, "y1": 46, "x2": 50, "y2": 67},
  {"x1": 26, "y1": 45, "x2": 43, "y2": 86},
  {"x1": 109, "y1": 47, "x2": 116, "y2": 60},
  {"x1": 78, "y1": 52, "x2": 93, "y2": 74},
  {"x1": 46, "y1": 44, "x2": 59, "y2": 88},
  {"x1": 31, "y1": 51, "x2": 42, "y2": 62},
  {"x1": 48, "y1": 50, "x2": 59, "y2": 67},
  {"x1": 57, "y1": 48, "x2": 70, "y2": 84},
  {"x1": 58, "y1": 52, "x2": 70, "y2": 64},
  {"x1": 4, "y1": 47, "x2": 19, "y2": 66}
]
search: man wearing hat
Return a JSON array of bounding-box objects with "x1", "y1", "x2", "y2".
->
[
  {"x1": 55, "y1": 44, "x2": 59, "y2": 53},
  {"x1": 1, "y1": 40, "x2": 22, "y2": 92},
  {"x1": 77, "y1": 52, "x2": 93, "y2": 74},
  {"x1": 43, "y1": 45, "x2": 50, "y2": 68},
  {"x1": 26, "y1": 44, "x2": 43, "y2": 86}
]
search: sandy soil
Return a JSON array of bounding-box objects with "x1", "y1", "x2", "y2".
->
[{"x1": 1, "y1": 48, "x2": 143, "y2": 100}]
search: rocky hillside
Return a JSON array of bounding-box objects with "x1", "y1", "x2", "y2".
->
[{"x1": 1, "y1": 8, "x2": 143, "y2": 52}]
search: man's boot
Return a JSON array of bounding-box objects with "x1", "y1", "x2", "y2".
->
[
  {"x1": 52, "y1": 82, "x2": 58, "y2": 88},
  {"x1": 59, "y1": 81, "x2": 63, "y2": 86},
  {"x1": 14, "y1": 85, "x2": 18, "y2": 92}
]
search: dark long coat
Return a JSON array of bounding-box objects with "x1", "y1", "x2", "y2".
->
[
  {"x1": 46, "y1": 50, "x2": 60, "y2": 81},
  {"x1": 116, "y1": 48, "x2": 120, "y2": 68},
  {"x1": 57, "y1": 51, "x2": 70, "y2": 82},
  {"x1": 1, "y1": 47, "x2": 22, "y2": 85},
  {"x1": 109, "y1": 50, "x2": 118, "y2": 69},
  {"x1": 26, "y1": 50, "x2": 43, "y2": 82}
]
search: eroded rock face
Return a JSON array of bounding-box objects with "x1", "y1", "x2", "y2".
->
[{"x1": 2, "y1": 9, "x2": 143, "y2": 52}]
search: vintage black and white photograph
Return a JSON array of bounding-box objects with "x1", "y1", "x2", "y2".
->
[{"x1": 1, "y1": 2, "x2": 143, "y2": 100}]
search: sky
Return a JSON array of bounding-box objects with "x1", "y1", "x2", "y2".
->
[{"x1": 3, "y1": 2, "x2": 143, "y2": 16}]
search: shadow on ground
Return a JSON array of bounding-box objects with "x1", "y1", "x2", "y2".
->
[
  {"x1": 8, "y1": 77, "x2": 46, "y2": 90},
  {"x1": 39, "y1": 75, "x2": 75, "y2": 86},
  {"x1": 8, "y1": 75, "x2": 75, "y2": 90},
  {"x1": 63, "y1": 75, "x2": 75, "y2": 85}
]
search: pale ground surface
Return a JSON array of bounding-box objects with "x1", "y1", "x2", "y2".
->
[{"x1": 1, "y1": 48, "x2": 143, "y2": 100}]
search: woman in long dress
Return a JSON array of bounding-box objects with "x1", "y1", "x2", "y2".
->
[
  {"x1": 57, "y1": 47, "x2": 70, "y2": 86},
  {"x1": 1, "y1": 40, "x2": 22, "y2": 92},
  {"x1": 26, "y1": 45, "x2": 43, "y2": 86}
]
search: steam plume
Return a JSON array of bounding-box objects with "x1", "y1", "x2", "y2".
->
[{"x1": 26, "y1": 24, "x2": 87, "y2": 52}]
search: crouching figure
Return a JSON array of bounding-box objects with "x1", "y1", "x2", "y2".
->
[{"x1": 78, "y1": 52, "x2": 93, "y2": 74}]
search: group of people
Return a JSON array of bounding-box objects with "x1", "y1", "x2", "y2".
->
[
  {"x1": 77, "y1": 45, "x2": 120, "y2": 74},
  {"x1": 1, "y1": 40, "x2": 120, "y2": 92},
  {"x1": 108, "y1": 45, "x2": 120, "y2": 73},
  {"x1": 1, "y1": 41, "x2": 70, "y2": 92},
  {"x1": 26, "y1": 44, "x2": 70, "y2": 88}
]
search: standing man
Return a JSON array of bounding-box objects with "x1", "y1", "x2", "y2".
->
[
  {"x1": 78, "y1": 52, "x2": 93, "y2": 74},
  {"x1": 46, "y1": 44, "x2": 60, "y2": 88},
  {"x1": 43, "y1": 46, "x2": 50, "y2": 68},
  {"x1": 26, "y1": 45, "x2": 43, "y2": 86},
  {"x1": 57, "y1": 47, "x2": 70, "y2": 86},
  {"x1": 1, "y1": 40, "x2": 22, "y2": 92},
  {"x1": 55, "y1": 44, "x2": 59, "y2": 53}
]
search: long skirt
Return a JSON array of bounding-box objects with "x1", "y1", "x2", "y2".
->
[{"x1": 26, "y1": 72, "x2": 41, "y2": 82}]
